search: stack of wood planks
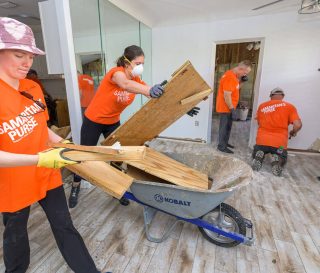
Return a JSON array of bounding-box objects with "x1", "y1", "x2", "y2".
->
[{"x1": 60, "y1": 61, "x2": 212, "y2": 199}]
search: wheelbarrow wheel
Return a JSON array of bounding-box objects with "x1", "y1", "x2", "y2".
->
[{"x1": 198, "y1": 203, "x2": 246, "y2": 247}]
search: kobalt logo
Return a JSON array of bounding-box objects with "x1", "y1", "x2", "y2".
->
[
  {"x1": 154, "y1": 194, "x2": 163, "y2": 203},
  {"x1": 154, "y1": 194, "x2": 191, "y2": 206}
]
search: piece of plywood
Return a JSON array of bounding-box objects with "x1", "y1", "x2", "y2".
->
[
  {"x1": 125, "y1": 147, "x2": 209, "y2": 190},
  {"x1": 67, "y1": 161, "x2": 133, "y2": 199},
  {"x1": 180, "y1": 88, "x2": 211, "y2": 105},
  {"x1": 101, "y1": 61, "x2": 212, "y2": 146},
  {"x1": 52, "y1": 143, "x2": 146, "y2": 161}
]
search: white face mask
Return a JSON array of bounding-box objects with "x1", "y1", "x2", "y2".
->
[{"x1": 131, "y1": 63, "x2": 143, "y2": 77}]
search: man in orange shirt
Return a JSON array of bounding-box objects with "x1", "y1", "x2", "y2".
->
[
  {"x1": 216, "y1": 60, "x2": 252, "y2": 153},
  {"x1": 78, "y1": 72, "x2": 95, "y2": 114},
  {"x1": 252, "y1": 88, "x2": 302, "y2": 176}
]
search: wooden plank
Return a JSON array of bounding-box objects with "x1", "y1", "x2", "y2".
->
[
  {"x1": 126, "y1": 147, "x2": 209, "y2": 190},
  {"x1": 214, "y1": 245, "x2": 237, "y2": 273},
  {"x1": 168, "y1": 223, "x2": 199, "y2": 273},
  {"x1": 291, "y1": 232, "x2": 320, "y2": 273},
  {"x1": 67, "y1": 161, "x2": 133, "y2": 199},
  {"x1": 60, "y1": 147, "x2": 146, "y2": 162},
  {"x1": 257, "y1": 248, "x2": 281, "y2": 273},
  {"x1": 180, "y1": 88, "x2": 212, "y2": 105},
  {"x1": 123, "y1": 243, "x2": 156, "y2": 273},
  {"x1": 191, "y1": 235, "x2": 216, "y2": 273},
  {"x1": 51, "y1": 142, "x2": 119, "y2": 154},
  {"x1": 274, "y1": 239, "x2": 306, "y2": 273},
  {"x1": 101, "y1": 61, "x2": 212, "y2": 146}
]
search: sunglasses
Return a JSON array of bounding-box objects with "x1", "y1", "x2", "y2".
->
[{"x1": 19, "y1": 91, "x2": 46, "y2": 117}]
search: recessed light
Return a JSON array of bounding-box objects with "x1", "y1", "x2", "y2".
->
[{"x1": 0, "y1": 1, "x2": 18, "y2": 9}]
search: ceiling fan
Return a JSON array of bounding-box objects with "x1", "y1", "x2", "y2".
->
[
  {"x1": 252, "y1": 0, "x2": 285, "y2": 11},
  {"x1": 252, "y1": 0, "x2": 320, "y2": 13}
]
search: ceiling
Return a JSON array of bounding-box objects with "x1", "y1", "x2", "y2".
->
[
  {"x1": 0, "y1": 0, "x2": 308, "y2": 29},
  {"x1": 0, "y1": 0, "x2": 42, "y2": 25},
  {"x1": 109, "y1": 0, "x2": 302, "y2": 27}
]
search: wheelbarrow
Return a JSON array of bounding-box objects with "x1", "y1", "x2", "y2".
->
[{"x1": 120, "y1": 151, "x2": 254, "y2": 248}]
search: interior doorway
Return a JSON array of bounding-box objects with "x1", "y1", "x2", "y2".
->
[{"x1": 211, "y1": 39, "x2": 264, "y2": 147}]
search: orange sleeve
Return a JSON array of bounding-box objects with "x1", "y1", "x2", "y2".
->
[
  {"x1": 288, "y1": 105, "x2": 300, "y2": 124},
  {"x1": 107, "y1": 67, "x2": 126, "y2": 85}
]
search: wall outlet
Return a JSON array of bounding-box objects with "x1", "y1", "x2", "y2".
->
[{"x1": 195, "y1": 121, "x2": 199, "y2": 126}]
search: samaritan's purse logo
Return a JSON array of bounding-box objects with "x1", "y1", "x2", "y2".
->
[{"x1": 154, "y1": 194, "x2": 191, "y2": 206}]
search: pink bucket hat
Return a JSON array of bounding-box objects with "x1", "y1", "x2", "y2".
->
[{"x1": 0, "y1": 17, "x2": 45, "y2": 55}]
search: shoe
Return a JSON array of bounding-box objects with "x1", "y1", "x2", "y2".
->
[
  {"x1": 271, "y1": 154, "x2": 282, "y2": 176},
  {"x1": 119, "y1": 197, "x2": 130, "y2": 206},
  {"x1": 217, "y1": 147, "x2": 234, "y2": 154},
  {"x1": 68, "y1": 185, "x2": 80, "y2": 208},
  {"x1": 227, "y1": 144, "x2": 235, "y2": 149},
  {"x1": 252, "y1": 150, "x2": 264, "y2": 171}
]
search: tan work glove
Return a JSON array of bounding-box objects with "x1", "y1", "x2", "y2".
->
[
  {"x1": 37, "y1": 147, "x2": 78, "y2": 169},
  {"x1": 60, "y1": 139, "x2": 72, "y2": 144}
]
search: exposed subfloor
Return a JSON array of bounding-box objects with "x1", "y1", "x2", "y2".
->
[{"x1": 0, "y1": 119, "x2": 319, "y2": 273}]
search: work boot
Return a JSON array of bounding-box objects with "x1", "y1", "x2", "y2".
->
[
  {"x1": 252, "y1": 150, "x2": 264, "y2": 171},
  {"x1": 271, "y1": 154, "x2": 283, "y2": 176},
  {"x1": 217, "y1": 147, "x2": 234, "y2": 154},
  {"x1": 68, "y1": 185, "x2": 80, "y2": 208},
  {"x1": 227, "y1": 143, "x2": 235, "y2": 149}
]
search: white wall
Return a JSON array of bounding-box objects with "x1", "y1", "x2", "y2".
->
[{"x1": 152, "y1": 11, "x2": 320, "y2": 149}]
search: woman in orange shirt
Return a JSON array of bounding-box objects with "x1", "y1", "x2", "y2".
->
[
  {"x1": 69, "y1": 45, "x2": 164, "y2": 208},
  {"x1": 0, "y1": 17, "x2": 108, "y2": 273}
]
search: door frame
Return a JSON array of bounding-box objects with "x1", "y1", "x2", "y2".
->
[{"x1": 207, "y1": 37, "x2": 265, "y2": 148}]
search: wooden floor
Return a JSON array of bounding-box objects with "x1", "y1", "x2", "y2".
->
[{"x1": 1, "y1": 118, "x2": 320, "y2": 273}]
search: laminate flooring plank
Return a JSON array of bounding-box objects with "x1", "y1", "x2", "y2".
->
[
  {"x1": 256, "y1": 248, "x2": 281, "y2": 273},
  {"x1": 123, "y1": 243, "x2": 156, "y2": 273},
  {"x1": 274, "y1": 239, "x2": 306, "y2": 273},
  {"x1": 214, "y1": 246, "x2": 237, "y2": 273},
  {"x1": 291, "y1": 232, "x2": 320, "y2": 273},
  {"x1": 168, "y1": 223, "x2": 199, "y2": 273},
  {"x1": 146, "y1": 237, "x2": 179, "y2": 273},
  {"x1": 191, "y1": 235, "x2": 216, "y2": 273}
]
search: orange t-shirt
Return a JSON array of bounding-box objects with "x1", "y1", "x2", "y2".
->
[
  {"x1": 216, "y1": 70, "x2": 240, "y2": 113},
  {"x1": 85, "y1": 67, "x2": 145, "y2": 124},
  {"x1": 78, "y1": 74, "x2": 95, "y2": 108},
  {"x1": 256, "y1": 100, "x2": 300, "y2": 149},
  {"x1": 0, "y1": 78, "x2": 62, "y2": 213}
]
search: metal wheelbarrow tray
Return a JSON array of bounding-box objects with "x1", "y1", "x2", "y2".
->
[{"x1": 121, "y1": 151, "x2": 254, "y2": 248}]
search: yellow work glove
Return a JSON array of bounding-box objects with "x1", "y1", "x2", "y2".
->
[
  {"x1": 60, "y1": 139, "x2": 72, "y2": 144},
  {"x1": 37, "y1": 147, "x2": 78, "y2": 169}
]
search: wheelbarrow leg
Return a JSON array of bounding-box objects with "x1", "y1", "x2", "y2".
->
[{"x1": 143, "y1": 206, "x2": 181, "y2": 243}]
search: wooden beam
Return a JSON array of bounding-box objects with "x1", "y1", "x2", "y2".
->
[
  {"x1": 52, "y1": 143, "x2": 146, "y2": 161},
  {"x1": 101, "y1": 61, "x2": 212, "y2": 146},
  {"x1": 67, "y1": 162, "x2": 133, "y2": 199},
  {"x1": 125, "y1": 147, "x2": 209, "y2": 190},
  {"x1": 62, "y1": 150, "x2": 146, "y2": 162},
  {"x1": 180, "y1": 88, "x2": 212, "y2": 105},
  {"x1": 51, "y1": 142, "x2": 119, "y2": 155}
]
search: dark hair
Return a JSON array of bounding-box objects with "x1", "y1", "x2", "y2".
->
[{"x1": 116, "y1": 45, "x2": 144, "y2": 67}]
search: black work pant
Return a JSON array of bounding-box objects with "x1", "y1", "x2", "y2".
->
[
  {"x1": 74, "y1": 115, "x2": 120, "y2": 182},
  {"x1": 218, "y1": 113, "x2": 233, "y2": 150},
  {"x1": 252, "y1": 144, "x2": 288, "y2": 166},
  {"x1": 2, "y1": 186, "x2": 99, "y2": 273}
]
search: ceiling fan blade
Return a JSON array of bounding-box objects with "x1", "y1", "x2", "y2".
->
[{"x1": 252, "y1": 0, "x2": 286, "y2": 11}]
